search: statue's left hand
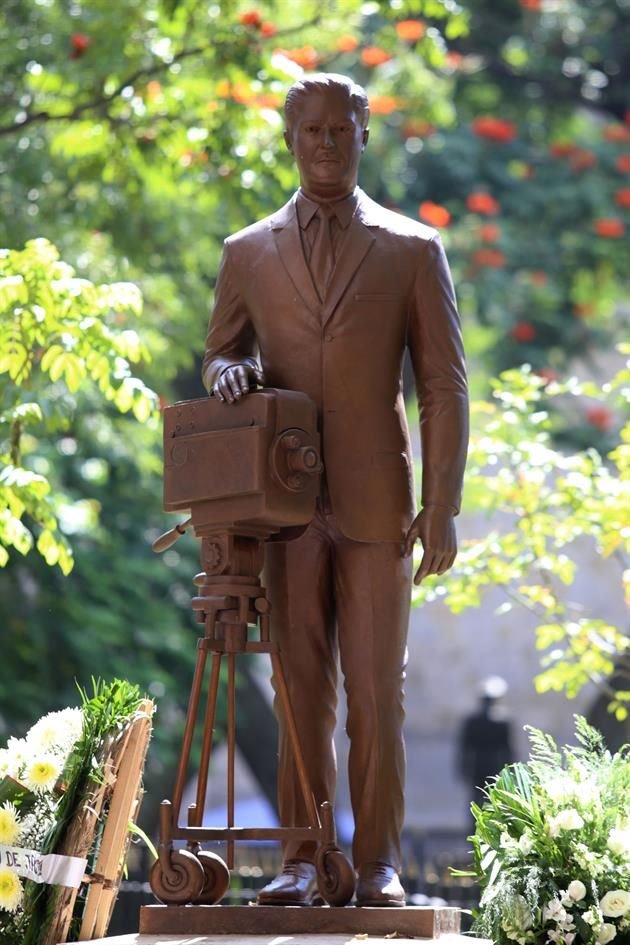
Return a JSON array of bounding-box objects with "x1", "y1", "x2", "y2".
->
[{"x1": 403, "y1": 506, "x2": 457, "y2": 586}]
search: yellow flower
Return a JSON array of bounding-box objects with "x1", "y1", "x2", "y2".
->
[
  {"x1": 25, "y1": 757, "x2": 59, "y2": 792},
  {"x1": 0, "y1": 802, "x2": 21, "y2": 844},
  {"x1": 0, "y1": 868, "x2": 23, "y2": 913}
]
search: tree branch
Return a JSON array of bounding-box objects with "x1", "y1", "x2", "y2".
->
[{"x1": 0, "y1": 16, "x2": 322, "y2": 138}]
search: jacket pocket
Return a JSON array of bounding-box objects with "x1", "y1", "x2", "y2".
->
[{"x1": 372, "y1": 451, "x2": 408, "y2": 468}]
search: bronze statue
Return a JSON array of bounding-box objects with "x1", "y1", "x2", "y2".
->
[{"x1": 202, "y1": 73, "x2": 469, "y2": 907}]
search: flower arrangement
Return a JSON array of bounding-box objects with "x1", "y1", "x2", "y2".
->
[
  {"x1": 465, "y1": 717, "x2": 630, "y2": 945},
  {"x1": 0, "y1": 679, "x2": 144, "y2": 945}
]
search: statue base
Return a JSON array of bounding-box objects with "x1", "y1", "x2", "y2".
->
[{"x1": 139, "y1": 903, "x2": 462, "y2": 937}]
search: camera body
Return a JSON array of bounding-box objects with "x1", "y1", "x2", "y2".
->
[{"x1": 162, "y1": 389, "x2": 321, "y2": 533}]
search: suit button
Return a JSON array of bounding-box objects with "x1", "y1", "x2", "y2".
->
[{"x1": 324, "y1": 334, "x2": 334, "y2": 342}]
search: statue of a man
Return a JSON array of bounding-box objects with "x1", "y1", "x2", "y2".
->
[{"x1": 202, "y1": 73, "x2": 468, "y2": 907}]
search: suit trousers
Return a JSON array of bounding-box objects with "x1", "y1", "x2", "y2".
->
[{"x1": 264, "y1": 501, "x2": 412, "y2": 871}]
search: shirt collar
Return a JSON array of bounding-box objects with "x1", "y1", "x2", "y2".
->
[{"x1": 296, "y1": 188, "x2": 358, "y2": 230}]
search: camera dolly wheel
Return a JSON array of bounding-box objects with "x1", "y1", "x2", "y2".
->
[
  {"x1": 315, "y1": 845, "x2": 355, "y2": 906},
  {"x1": 149, "y1": 848, "x2": 205, "y2": 905},
  {"x1": 196, "y1": 850, "x2": 230, "y2": 904}
]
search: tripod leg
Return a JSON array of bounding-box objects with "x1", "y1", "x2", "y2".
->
[
  {"x1": 193, "y1": 651, "x2": 222, "y2": 826},
  {"x1": 270, "y1": 651, "x2": 320, "y2": 828},
  {"x1": 227, "y1": 650, "x2": 236, "y2": 869},
  {"x1": 172, "y1": 644, "x2": 208, "y2": 822}
]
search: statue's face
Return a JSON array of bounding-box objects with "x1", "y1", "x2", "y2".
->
[{"x1": 284, "y1": 86, "x2": 368, "y2": 200}]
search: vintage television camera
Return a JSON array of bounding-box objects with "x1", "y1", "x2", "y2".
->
[{"x1": 161, "y1": 388, "x2": 322, "y2": 535}]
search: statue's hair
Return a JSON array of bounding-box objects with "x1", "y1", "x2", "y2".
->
[{"x1": 284, "y1": 73, "x2": 370, "y2": 130}]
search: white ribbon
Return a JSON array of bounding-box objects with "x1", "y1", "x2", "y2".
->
[{"x1": 0, "y1": 844, "x2": 87, "y2": 888}]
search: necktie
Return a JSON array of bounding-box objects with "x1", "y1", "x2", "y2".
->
[{"x1": 309, "y1": 206, "x2": 334, "y2": 302}]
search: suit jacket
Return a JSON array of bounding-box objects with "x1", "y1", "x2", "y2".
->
[{"x1": 202, "y1": 188, "x2": 469, "y2": 543}]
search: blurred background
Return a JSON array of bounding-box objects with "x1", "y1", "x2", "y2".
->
[{"x1": 0, "y1": 0, "x2": 628, "y2": 932}]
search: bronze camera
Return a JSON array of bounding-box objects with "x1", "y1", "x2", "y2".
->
[{"x1": 162, "y1": 388, "x2": 321, "y2": 534}]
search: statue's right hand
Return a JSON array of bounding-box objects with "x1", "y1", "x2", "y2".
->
[{"x1": 212, "y1": 363, "x2": 265, "y2": 404}]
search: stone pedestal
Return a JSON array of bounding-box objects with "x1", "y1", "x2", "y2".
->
[
  {"x1": 139, "y1": 903, "x2": 462, "y2": 937},
  {"x1": 63, "y1": 937, "x2": 488, "y2": 945}
]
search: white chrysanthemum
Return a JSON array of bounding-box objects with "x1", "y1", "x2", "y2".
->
[
  {"x1": 26, "y1": 707, "x2": 83, "y2": 754},
  {"x1": 598, "y1": 924, "x2": 617, "y2": 944},
  {"x1": 0, "y1": 737, "x2": 28, "y2": 778},
  {"x1": 567, "y1": 880, "x2": 587, "y2": 902},
  {"x1": 0, "y1": 748, "x2": 16, "y2": 779},
  {"x1": 24, "y1": 756, "x2": 60, "y2": 793},
  {"x1": 600, "y1": 890, "x2": 630, "y2": 918},
  {"x1": 608, "y1": 827, "x2": 630, "y2": 858},
  {"x1": 548, "y1": 808, "x2": 584, "y2": 837},
  {"x1": 0, "y1": 802, "x2": 22, "y2": 845},
  {"x1": 0, "y1": 867, "x2": 23, "y2": 912}
]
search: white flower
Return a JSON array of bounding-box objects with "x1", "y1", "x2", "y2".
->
[
  {"x1": 0, "y1": 867, "x2": 23, "y2": 912},
  {"x1": 0, "y1": 737, "x2": 28, "y2": 778},
  {"x1": 608, "y1": 827, "x2": 630, "y2": 858},
  {"x1": 543, "y1": 773, "x2": 599, "y2": 808},
  {"x1": 512, "y1": 894, "x2": 533, "y2": 931},
  {"x1": 544, "y1": 898, "x2": 568, "y2": 923},
  {"x1": 583, "y1": 910, "x2": 598, "y2": 927},
  {"x1": 26, "y1": 707, "x2": 83, "y2": 754},
  {"x1": 518, "y1": 832, "x2": 535, "y2": 855},
  {"x1": 597, "y1": 924, "x2": 617, "y2": 944},
  {"x1": 24, "y1": 755, "x2": 60, "y2": 793},
  {"x1": 0, "y1": 802, "x2": 22, "y2": 845},
  {"x1": 0, "y1": 748, "x2": 16, "y2": 779},
  {"x1": 574, "y1": 843, "x2": 606, "y2": 878},
  {"x1": 547, "y1": 932, "x2": 576, "y2": 945},
  {"x1": 545, "y1": 775, "x2": 578, "y2": 803},
  {"x1": 567, "y1": 880, "x2": 587, "y2": 902},
  {"x1": 500, "y1": 831, "x2": 517, "y2": 849},
  {"x1": 600, "y1": 890, "x2": 630, "y2": 918},
  {"x1": 548, "y1": 808, "x2": 584, "y2": 837}
]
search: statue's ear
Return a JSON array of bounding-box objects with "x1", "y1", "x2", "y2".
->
[
  {"x1": 361, "y1": 127, "x2": 370, "y2": 150},
  {"x1": 284, "y1": 129, "x2": 293, "y2": 153}
]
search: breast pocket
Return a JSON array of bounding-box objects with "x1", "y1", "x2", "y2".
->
[{"x1": 354, "y1": 294, "x2": 406, "y2": 301}]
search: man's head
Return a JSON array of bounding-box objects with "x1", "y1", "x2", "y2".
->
[{"x1": 283, "y1": 73, "x2": 370, "y2": 201}]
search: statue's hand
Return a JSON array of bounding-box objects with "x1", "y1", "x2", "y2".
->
[
  {"x1": 212, "y1": 363, "x2": 265, "y2": 404},
  {"x1": 403, "y1": 505, "x2": 457, "y2": 586}
]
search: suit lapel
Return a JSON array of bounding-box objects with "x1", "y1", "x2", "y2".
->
[
  {"x1": 322, "y1": 215, "x2": 376, "y2": 327},
  {"x1": 270, "y1": 198, "x2": 321, "y2": 318},
  {"x1": 269, "y1": 190, "x2": 381, "y2": 326}
]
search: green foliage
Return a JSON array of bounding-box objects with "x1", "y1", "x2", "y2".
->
[
  {"x1": 466, "y1": 717, "x2": 630, "y2": 945},
  {"x1": 414, "y1": 354, "x2": 630, "y2": 713},
  {"x1": 0, "y1": 238, "x2": 157, "y2": 572}
]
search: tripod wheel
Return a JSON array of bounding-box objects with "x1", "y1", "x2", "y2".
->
[
  {"x1": 316, "y1": 846, "x2": 355, "y2": 906},
  {"x1": 196, "y1": 850, "x2": 230, "y2": 904},
  {"x1": 150, "y1": 849, "x2": 205, "y2": 904}
]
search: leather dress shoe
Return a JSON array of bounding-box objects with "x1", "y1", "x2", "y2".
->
[
  {"x1": 356, "y1": 862, "x2": 406, "y2": 907},
  {"x1": 256, "y1": 859, "x2": 319, "y2": 905}
]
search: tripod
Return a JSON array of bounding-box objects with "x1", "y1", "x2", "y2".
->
[{"x1": 149, "y1": 524, "x2": 355, "y2": 907}]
